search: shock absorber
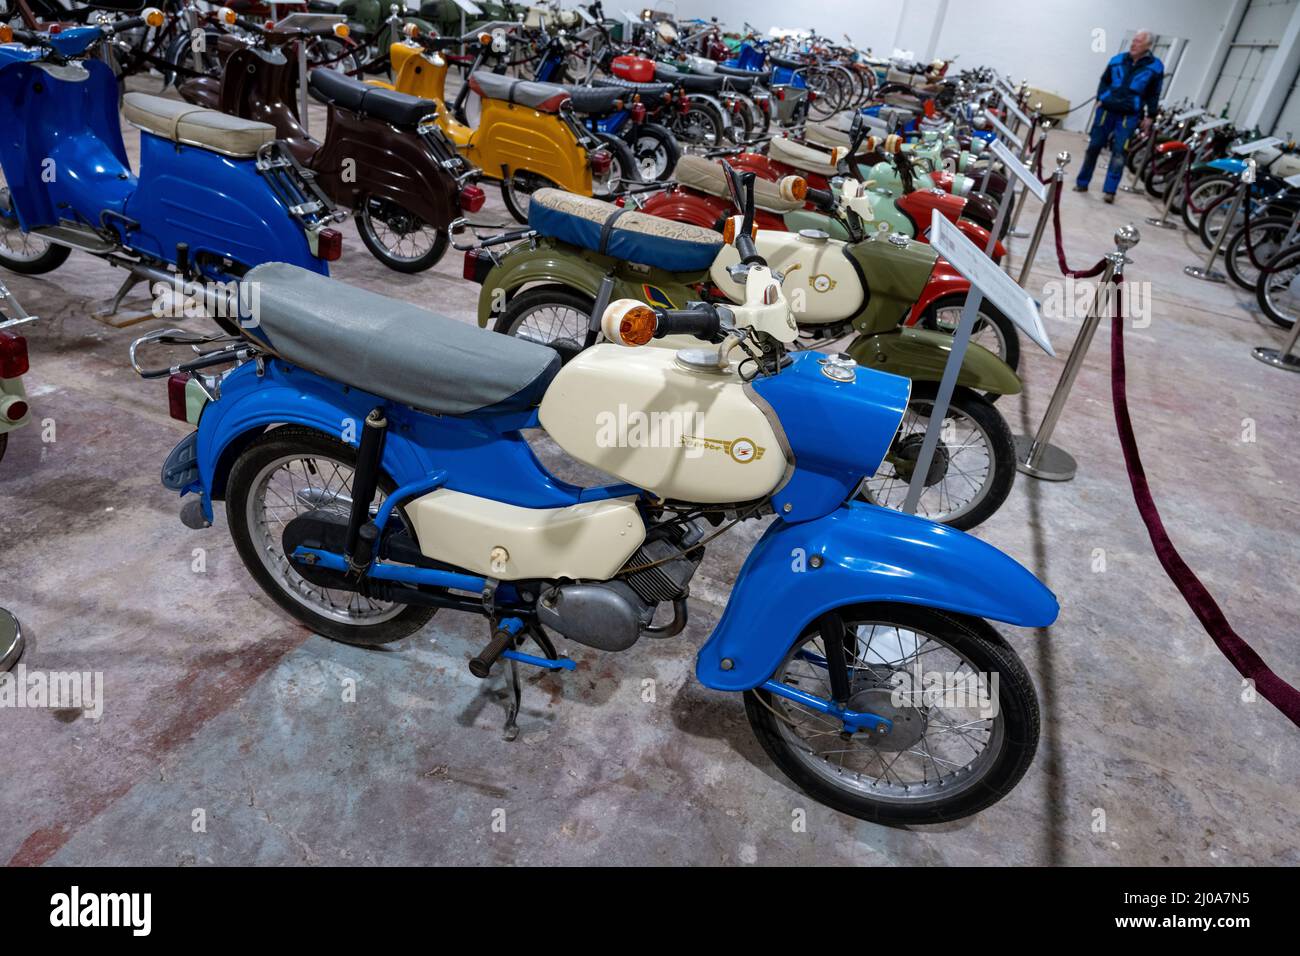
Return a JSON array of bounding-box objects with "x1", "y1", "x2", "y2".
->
[{"x1": 345, "y1": 407, "x2": 387, "y2": 575}]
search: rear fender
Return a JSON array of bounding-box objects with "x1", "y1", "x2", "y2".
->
[
  {"x1": 476, "y1": 243, "x2": 610, "y2": 327},
  {"x1": 1155, "y1": 140, "x2": 1188, "y2": 154},
  {"x1": 696, "y1": 502, "x2": 1058, "y2": 690},
  {"x1": 847, "y1": 326, "x2": 1022, "y2": 395}
]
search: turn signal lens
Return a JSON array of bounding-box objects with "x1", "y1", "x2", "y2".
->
[
  {"x1": 167, "y1": 373, "x2": 190, "y2": 423},
  {"x1": 478, "y1": 32, "x2": 492, "y2": 45},
  {"x1": 601, "y1": 300, "x2": 656, "y2": 347},
  {"x1": 218, "y1": 6, "x2": 236, "y2": 24},
  {"x1": 143, "y1": 7, "x2": 164, "y2": 27},
  {"x1": 317, "y1": 227, "x2": 343, "y2": 261},
  {"x1": 403, "y1": 23, "x2": 420, "y2": 37},
  {"x1": 721, "y1": 215, "x2": 756, "y2": 244},
  {"x1": 0, "y1": 25, "x2": 12, "y2": 43},
  {"x1": 588, "y1": 149, "x2": 612, "y2": 175},
  {"x1": 459, "y1": 184, "x2": 486, "y2": 212},
  {"x1": 0, "y1": 330, "x2": 29, "y2": 379},
  {"x1": 779, "y1": 175, "x2": 807, "y2": 203},
  {"x1": 333, "y1": 22, "x2": 350, "y2": 38}
]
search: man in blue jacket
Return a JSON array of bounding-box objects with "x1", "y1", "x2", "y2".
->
[{"x1": 1075, "y1": 30, "x2": 1164, "y2": 202}]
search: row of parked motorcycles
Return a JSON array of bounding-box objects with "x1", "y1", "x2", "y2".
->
[
  {"x1": 0, "y1": 2, "x2": 1060, "y2": 825},
  {"x1": 1122, "y1": 100, "x2": 1300, "y2": 329}
]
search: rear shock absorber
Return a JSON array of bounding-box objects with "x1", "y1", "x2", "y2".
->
[{"x1": 345, "y1": 407, "x2": 387, "y2": 575}]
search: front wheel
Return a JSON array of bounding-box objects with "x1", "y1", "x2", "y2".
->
[
  {"x1": 356, "y1": 195, "x2": 449, "y2": 273},
  {"x1": 225, "y1": 426, "x2": 435, "y2": 646},
  {"x1": 859, "y1": 383, "x2": 1016, "y2": 530},
  {"x1": 0, "y1": 192, "x2": 71, "y2": 275},
  {"x1": 494, "y1": 286, "x2": 593, "y2": 363},
  {"x1": 627, "y1": 123, "x2": 681, "y2": 182},
  {"x1": 1256, "y1": 244, "x2": 1300, "y2": 330},
  {"x1": 919, "y1": 294, "x2": 1021, "y2": 375},
  {"x1": 501, "y1": 171, "x2": 557, "y2": 225},
  {"x1": 745, "y1": 603, "x2": 1040, "y2": 824}
]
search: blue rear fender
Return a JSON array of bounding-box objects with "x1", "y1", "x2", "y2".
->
[{"x1": 695, "y1": 501, "x2": 1059, "y2": 691}]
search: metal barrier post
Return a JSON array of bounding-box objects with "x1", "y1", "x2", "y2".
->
[
  {"x1": 1016, "y1": 151, "x2": 1069, "y2": 288},
  {"x1": 1013, "y1": 225, "x2": 1139, "y2": 480},
  {"x1": 1184, "y1": 159, "x2": 1255, "y2": 283},
  {"x1": 1144, "y1": 147, "x2": 1190, "y2": 230}
]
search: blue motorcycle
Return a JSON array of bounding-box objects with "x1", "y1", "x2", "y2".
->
[
  {"x1": 0, "y1": 14, "x2": 343, "y2": 318},
  {"x1": 131, "y1": 171, "x2": 1058, "y2": 823}
]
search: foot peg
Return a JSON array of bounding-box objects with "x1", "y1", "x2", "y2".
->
[{"x1": 469, "y1": 617, "x2": 523, "y2": 679}]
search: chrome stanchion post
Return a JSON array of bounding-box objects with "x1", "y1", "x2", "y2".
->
[
  {"x1": 1016, "y1": 151, "x2": 1069, "y2": 288},
  {"x1": 0, "y1": 607, "x2": 23, "y2": 673},
  {"x1": 1144, "y1": 145, "x2": 1189, "y2": 230},
  {"x1": 1252, "y1": 314, "x2": 1300, "y2": 372},
  {"x1": 1013, "y1": 225, "x2": 1139, "y2": 480},
  {"x1": 1184, "y1": 158, "x2": 1254, "y2": 283}
]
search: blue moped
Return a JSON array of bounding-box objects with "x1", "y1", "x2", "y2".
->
[
  {"x1": 0, "y1": 14, "x2": 344, "y2": 318},
  {"x1": 131, "y1": 170, "x2": 1058, "y2": 824}
]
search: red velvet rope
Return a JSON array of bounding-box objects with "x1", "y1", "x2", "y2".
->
[
  {"x1": 1050, "y1": 181, "x2": 1108, "y2": 278},
  {"x1": 1109, "y1": 274, "x2": 1300, "y2": 727}
]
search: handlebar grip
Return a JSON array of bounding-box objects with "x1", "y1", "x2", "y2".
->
[
  {"x1": 735, "y1": 233, "x2": 761, "y2": 264},
  {"x1": 806, "y1": 186, "x2": 834, "y2": 211},
  {"x1": 112, "y1": 16, "x2": 148, "y2": 33},
  {"x1": 654, "y1": 307, "x2": 720, "y2": 340},
  {"x1": 11, "y1": 29, "x2": 42, "y2": 44}
]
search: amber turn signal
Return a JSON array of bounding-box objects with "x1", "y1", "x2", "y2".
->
[
  {"x1": 721, "y1": 215, "x2": 756, "y2": 245},
  {"x1": 333, "y1": 22, "x2": 350, "y2": 38},
  {"x1": 778, "y1": 175, "x2": 807, "y2": 203},
  {"x1": 218, "y1": 6, "x2": 237, "y2": 24},
  {"x1": 0, "y1": 25, "x2": 13, "y2": 43},
  {"x1": 601, "y1": 300, "x2": 657, "y2": 347},
  {"x1": 143, "y1": 7, "x2": 164, "y2": 27},
  {"x1": 403, "y1": 22, "x2": 420, "y2": 37},
  {"x1": 478, "y1": 32, "x2": 492, "y2": 45}
]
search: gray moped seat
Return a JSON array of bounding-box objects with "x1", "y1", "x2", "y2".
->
[
  {"x1": 468, "y1": 71, "x2": 571, "y2": 113},
  {"x1": 242, "y1": 263, "x2": 561, "y2": 416},
  {"x1": 122, "y1": 92, "x2": 275, "y2": 158}
]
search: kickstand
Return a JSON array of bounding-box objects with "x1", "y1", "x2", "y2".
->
[
  {"x1": 94, "y1": 271, "x2": 153, "y2": 328},
  {"x1": 503, "y1": 656, "x2": 522, "y2": 742}
]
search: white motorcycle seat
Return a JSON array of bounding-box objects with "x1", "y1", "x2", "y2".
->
[
  {"x1": 122, "y1": 93, "x2": 276, "y2": 159},
  {"x1": 805, "y1": 121, "x2": 851, "y2": 151},
  {"x1": 242, "y1": 262, "x2": 561, "y2": 417},
  {"x1": 673, "y1": 155, "x2": 804, "y2": 213},
  {"x1": 768, "y1": 135, "x2": 840, "y2": 177}
]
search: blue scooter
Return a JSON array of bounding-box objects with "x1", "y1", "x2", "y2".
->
[
  {"x1": 131, "y1": 170, "x2": 1058, "y2": 824},
  {"x1": 0, "y1": 13, "x2": 344, "y2": 319}
]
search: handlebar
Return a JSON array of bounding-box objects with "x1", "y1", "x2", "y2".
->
[
  {"x1": 654, "y1": 304, "x2": 722, "y2": 340},
  {"x1": 805, "y1": 186, "x2": 835, "y2": 212}
]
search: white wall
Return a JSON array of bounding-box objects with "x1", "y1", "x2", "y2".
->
[{"x1": 674, "y1": 0, "x2": 1238, "y2": 130}]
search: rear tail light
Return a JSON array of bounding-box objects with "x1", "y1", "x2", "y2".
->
[
  {"x1": 1, "y1": 396, "x2": 28, "y2": 423},
  {"x1": 678, "y1": 96, "x2": 690, "y2": 114},
  {"x1": 316, "y1": 227, "x2": 343, "y2": 261},
  {"x1": 589, "y1": 149, "x2": 613, "y2": 175},
  {"x1": 48, "y1": 23, "x2": 61, "y2": 34},
  {"x1": 463, "y1": 247, "x2": 493, "y2": 284},
  {"x1": 774, "y1": 87, "x2": 785, "y2": 101},
  {"x1": 807, "y1": 90, "x2": 818, "y2": 102},
  {"x1": 167, "y1": 373, "x2": 190, "y2": 423},
  {"x1": 630, "y1": 102, "x2": 647, "y2": 123},
  {"x1": 460, "y1": 184, "x2": 486, "y2": 213},
  {"x1": 0, "y1": 330, "x2": 29, "y2": 379}
]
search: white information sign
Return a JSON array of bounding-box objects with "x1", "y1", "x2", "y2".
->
[
  {"x1": 929, "y1": 210, "x2": 1055, "y2": 357},
  {"x1": 983, "y1": 108, "x2": 1023, "y2": 150},
  {"x1": 1286, "y1": 173, "x2": 1300, "y2": 189},
  {"x1": 991, "y1": 137, "x2": 1046, "y2": 202},
  {"x1": 1192, "y1": 117, "x2": 1230, "y2": 135},
  {"x1": 1003, "y1": 99, "x2": 1031, "y2": 127},
  {"x1": 1174, "y1": 107, "x2": 1206, "y2": 123}
]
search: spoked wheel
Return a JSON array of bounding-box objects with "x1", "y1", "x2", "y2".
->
[
  {"x1": 630, "y1": 124, "x2": 680, "y2": 181},
  {"x1": 1256, "y1": 244, "x2": 1300, "y2": 330},
  {"x1": 673, "y1": 100, "x2": 724, "y2": 149},
  {"x1": 1197, "y1": 191, "x2": 1249, "y2": 250},
  {"x1": 225, "y1": 427, "x2": 434, "y2": 646},
  {"x1": 920, "y1": 295, "x2": 1021, "y2": 375},
  {"x1": 745, "y1": 603, "x2": 1040, "y2": 824},
  {"x1": 356, "y1": 195, "x2": 449, "y2": 273},
  {"x1": 494, "y1": 286, "x2": 593, "y2": 363},
  {"x1": 1224, "y1": 216, "x2": 1295, "y2": 292},
  {"x1": 1181, "y1": 175, "x2": 1233, "y2": 233},
  {"x1": 859, "y1": 383, "x2": 1016, "y2": 530},
  {"x1": 0, "y1": 187, "x2": 70, "y2": 275},
  {"x1": 501, "y1": 171, "x2": 557, "y2": 224}
]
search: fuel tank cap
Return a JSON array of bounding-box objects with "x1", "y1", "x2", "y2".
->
[
  {"x1": 798, "y1": 229, "x2": 830, "y2": 242},
  {"x1": 818, "y1": 353, "x2": 858, "y2": 383}
]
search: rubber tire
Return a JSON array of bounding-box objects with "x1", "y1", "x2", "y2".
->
[
  {"x1": 674, "y1": 99, "x2": 724, "y2": 149},
  {"x1": 356, "y1": 196, "x2": 450, "y2": 273},
  {"x1": 1224, "y1": 215, "x2": 1292, "y2": 292},
  {"x1": 1197, "y1": 189, "x2": 1244, "y2": 251},
  {"x1": 918, "y1": 293, "x2": 1021, "y2": 376},
  {"x1": 899, "y1": 382, "x2": 1017, "y2": 531},
  {"x1": 1181, "y1": 174, "x2": 1232, "y2": 233},
  {"x1": 0, "y1": 238, "x2": 70, "y2": 276},
  {"x1": 494, "y1": 286, "x2": 593, "y2": 363},
  {"x1": 1255, "y1": 244, "x2": 1300, "y2": 331},
  {"x1": 626, "y1": 122, "x2": 681, "y2": 182},
  {"x1": 500, "y1": 172, "x2": 556, "y2": 225},
  {"x1": 225, "y1": 426, "x2": 434, "y2": 646},
  {"x1": 593, "y1": 133, "x2": 642, "y2": 198},
  {"x1": 0, "y1": 432, "x2": 7, "y2": 467},
  {"x1": 744, "y1": 603, "x2": 1040, "y2": 825}
]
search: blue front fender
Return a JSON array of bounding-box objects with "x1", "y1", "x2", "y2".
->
[{"x1": 696, "y1": 502, "x2": 1059, "y2": 691}]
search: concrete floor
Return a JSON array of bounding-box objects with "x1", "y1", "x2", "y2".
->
[{"x1": 1, "y1": 82, "x2": 1298, "y2": 865}]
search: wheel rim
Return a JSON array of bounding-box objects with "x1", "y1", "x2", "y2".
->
[
  {"x1": 863, "y1": 398, "x2": 996, "y2": 524},
  {"x1": 360, "y1": 198, "x2": 440, "y2": 264},
  {"x1": 508, "y1": 300, "x2": 589, "y2": 358},
  {"x1": 679, "y1": 108, "x2": 717, "y2": 147},
  {"x1": 634, "y1": 135, "x2": 669, "y2": 180},
  {"x1": 931, "y1": 305, "x2": 1010, "y2": 364},
  {"x1": 1262, "y1": 252, "x2": 1300, "y2": 325},
  {"x1": 246, "y1": 453, "x2": 404, "y2": 626},
  {"x1": 766, "y1": 618, "x2": 1005, "y2": 803},
  {"x1": 505, "y1": 172, "x2": 548, "y2": 217},
  {"x1": 0, "y1": 187, "x2": 51, "y2": 263}
]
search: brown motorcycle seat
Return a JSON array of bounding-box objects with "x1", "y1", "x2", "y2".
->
[
  {"x1": 242, "y1": 262, "x2": 561, "y2": 417},
  {"x1": 122, "y1": 92, "x2": 275, "y2": 158},
  {"x1": 468, "y1": 71, "x2": 571, "y2": 113},
  {"x1": 768, "y1": 135, "x2": 840, "y2": 177}
]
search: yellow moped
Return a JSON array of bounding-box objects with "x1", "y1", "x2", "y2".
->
[{"x1": 379, "y1": 27, "x2": 630, "y2": 221}]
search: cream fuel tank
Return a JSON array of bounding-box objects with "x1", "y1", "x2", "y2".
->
[{"x1": 538, "y1": 338, "x2": 911, "y2": 514}]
